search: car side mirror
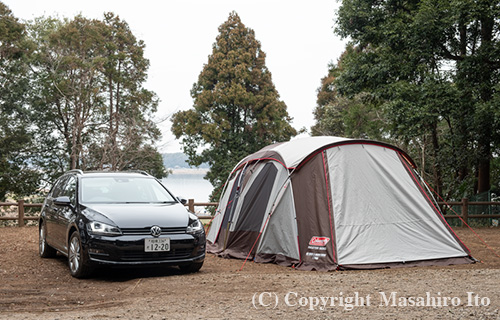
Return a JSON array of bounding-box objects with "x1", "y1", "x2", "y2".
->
[
  {"x1": 177, "y1": 197, "x2": 187, "y2": 205},
  {"x1": 54, "y1": 196, "x2": 72, "y2": 206}
]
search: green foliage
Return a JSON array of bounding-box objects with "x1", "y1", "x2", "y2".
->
[
  {"x1": 0, "y1": 6, "x2": 167, "y2": 199},
  {"x1": 96, "y1": 13, "x2": 162, "y2": 176},
  {"x1": 27, "y1": 13, "x2": 166, "y2": 180},
  {"x1": 312, "y1": 55, "x2": 387, "y2": 140},
  {"x1": 0, "y1": 2, "x2": 41, "y2": 200},
  {"x1": 316, "y1": 0, "x2": 500, "y2": 199},
  {"x1": 172, "y1": 12, "x2": 297, "y2": 198}
]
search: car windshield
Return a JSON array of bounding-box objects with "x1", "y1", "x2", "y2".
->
[{"x1": 80, "y1": 177, "x2": 177, "y2": 204}]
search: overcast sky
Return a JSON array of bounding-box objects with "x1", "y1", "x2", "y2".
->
[{"x1": 4, "y1": 0, "x2": 347, "y2": 153}]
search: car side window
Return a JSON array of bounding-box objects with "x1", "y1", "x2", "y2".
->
[
  {"x1": 50, "y1": 176, "x2": 68, "y2": 198},
  {"x1": 61, "y1": 176, "x2": 77, "y2": 205}
]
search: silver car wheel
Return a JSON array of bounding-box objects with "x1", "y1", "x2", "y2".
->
[
  {"x1": 69, "y1": 236, "x2": 81, "y2": 273},
  {"x1": 39, "y1": 222, "x2": 56, "y2": 258},
  {"x1": 39, "y1": 226, "x2": 46, "y2": 254}
]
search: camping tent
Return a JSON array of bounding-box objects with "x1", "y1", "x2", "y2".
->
[{"x1": 207, "y1": 136, "x2": 474, "y2": 270}]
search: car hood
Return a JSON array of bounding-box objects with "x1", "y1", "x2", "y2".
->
[{"x1": 83, "y1": 203, "x2": 190, "y2": 228}]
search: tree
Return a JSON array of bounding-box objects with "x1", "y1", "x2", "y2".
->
[
  {"x1": 312, "y1": 49, "x2": 387, "y2": 140},
  {"x1": 28, "y1": 14, "x2": 166, "y2": 179},
  {"x1": 94, "y1": 13, "x2": 162, "y2": 174},
  {"x1": 29, "y1": 15, "x2": 107, "y2": 173},
  {"x1": 172, "y1": 12, "x2": 297, "y2": 197},
  {"x1": 329, "y1": 0, "x2": 500, "y2": 198},
  {"x1": 0, "y1": 2, "x2": 40, "y2": 200},
  {"x1": 311, "y1": 60, "x2": 345, "y2": 137}
]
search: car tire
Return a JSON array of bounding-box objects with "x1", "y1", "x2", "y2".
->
[
  {"x1": 179, "y1": 261, "x2": 204, "y2": 273},
  {"x1": 39, "y1": 221, "x2": 57, "y2": 258},
  {"x1": 68, "y1": 231, "x2": 92, "y2": 278}
]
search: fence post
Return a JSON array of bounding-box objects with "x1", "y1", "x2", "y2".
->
[
  {"x1": 461, "y1": 198, "x2": 469, "y2": 227},
  {"x1": 188, "y1": 199, "x2": 195, "y2": 213},
  {"x1": 18, "y1": 199, "x2": 25, "y2": 227}
]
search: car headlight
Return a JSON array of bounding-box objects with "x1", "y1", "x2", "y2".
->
[
  {"x1": 187, "y1": 214, "x2": 204, "y2": 234},
  {"x1": 87, "y1": 221, "x2": 122, "y2": 236}
]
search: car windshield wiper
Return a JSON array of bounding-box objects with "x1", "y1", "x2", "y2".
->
[
  {"x1": 122, "y1": 201, "x2": 150, "y2": 204},
  {"x1": 121, "y1": 201, "x2": 178, "y2": 204}
]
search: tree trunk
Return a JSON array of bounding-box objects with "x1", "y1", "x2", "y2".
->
[
  {"x1": 112, "y1": 60, "x2": 122, "y2": 170},
  {"x1": 430, "y1": 122, "x2": 442, "y2": 196},
  {"x1": 476, "y1": 13, "x2": 494, "y2": 194}
]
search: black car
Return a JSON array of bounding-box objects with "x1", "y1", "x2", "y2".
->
[{"x1": 38, "y1": 170, "x2": 206, "y2": 278}]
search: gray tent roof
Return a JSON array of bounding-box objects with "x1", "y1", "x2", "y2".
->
[{"x1": 234, "y1": 136, "x2": 415, "y2": 172}]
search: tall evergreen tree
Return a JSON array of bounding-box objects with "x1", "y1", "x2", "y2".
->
[{"x1": 172, "y1": 12, "x2": 296, "y2": 197}]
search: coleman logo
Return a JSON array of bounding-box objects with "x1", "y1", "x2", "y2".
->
[{"x1": 309, "y1": 236, "x2": 330, "y2": 247}]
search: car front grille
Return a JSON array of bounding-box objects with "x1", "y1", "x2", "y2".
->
[
  {"x1": 121, "y1": 227, "x2": 187, "y2": 235},
  {"x1": 119, "y1": 248, "x2": 194, "y2": 261}
]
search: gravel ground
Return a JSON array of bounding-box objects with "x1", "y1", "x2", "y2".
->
[{"x1": 0, "y1": 226, "x2": 499, "y2": 319}]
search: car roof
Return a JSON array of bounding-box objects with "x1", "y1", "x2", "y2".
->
[{"x1": 64, "y1": 170, "x2": 154, "y2": 179}]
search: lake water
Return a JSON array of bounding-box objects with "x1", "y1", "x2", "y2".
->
[{"x1": 161, "y1": 169, "x2": 214, "y2": 202}]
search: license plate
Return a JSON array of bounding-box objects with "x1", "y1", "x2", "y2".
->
[{"x1": 144, "y1": 238, "x2": 170, "y2": 252}]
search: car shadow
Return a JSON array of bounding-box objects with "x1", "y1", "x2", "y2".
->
[
  {"x1": 50, "y1": 253, "x2": 193, "y2": 282},
  {"x1": 92, "y1": 265, "x2": 186, "y2": 282}
]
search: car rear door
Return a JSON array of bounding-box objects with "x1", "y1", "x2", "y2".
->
[{"x1": 44, "y1": 176, "x2": 68, "y2": 251}]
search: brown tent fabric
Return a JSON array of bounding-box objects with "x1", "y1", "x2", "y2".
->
[{"x1": 292, "y1": 151, "x2": 338, "y2": 271}]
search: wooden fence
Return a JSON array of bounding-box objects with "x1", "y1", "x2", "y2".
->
[
  {"x1": 437, "y1": 198, "x2": 500, "y2": 227},
  {"x1": 0, "y1": 200, "x2": 218, "y2": 227},
  {"x1": 186, "y1": 199, "x2": 218, "y2": 222},
  {"x1": 0, "y1": 200, "x2": 42, "y2": 227},
  {"x1": 1, "y1": 198, "x2": 499, "y2": 227}
]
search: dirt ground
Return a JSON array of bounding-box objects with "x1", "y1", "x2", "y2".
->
[{"x1": 0, "y1": 226, "x2": 499, "y2": 320}]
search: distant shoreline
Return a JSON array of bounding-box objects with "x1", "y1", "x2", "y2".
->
[
  {"x1": 162, "y1": 168, "x2": 213, "y2": 202},
  {"x1": 167, "y1": 168, "x2": 209, "y2": 175}
]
